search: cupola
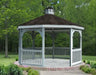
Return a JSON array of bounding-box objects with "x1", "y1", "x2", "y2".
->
[{"x1": 45, "y1": 7, "x2": 54, "y2": 15}]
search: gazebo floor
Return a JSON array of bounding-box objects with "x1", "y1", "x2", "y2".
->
[{"x1": 44, "y1": 58, "x2": 70, "y2": 68}]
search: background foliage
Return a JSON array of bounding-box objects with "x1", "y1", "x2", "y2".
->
[{"x1": 0, "y1": 0, "x2": 96, "y2": 55}]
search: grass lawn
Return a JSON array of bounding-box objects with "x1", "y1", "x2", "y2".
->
[
  {"x1": 0, "y1": 52, "x2": 96, "y2": 66},
  {"x1": 82, "y1": 55, "x2": 96, "y2": 63},
  {"x1": 0, "y1": 53, "x2": 18, "y2": 66}
]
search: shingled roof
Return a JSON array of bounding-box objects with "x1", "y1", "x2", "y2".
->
[{"x1": 20, "y1": 14, "x2": 80, "y2": 26}]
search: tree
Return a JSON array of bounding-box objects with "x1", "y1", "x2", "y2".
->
[
  {"x1": 41, "y1": 0, "x2": 96, "y2": 55},
  {"x1": 0, "y1": 0, "x2": 96, "y2": 55},
  {"x1": 0, "y1": 0, "x2": 43, "y2": 57}
]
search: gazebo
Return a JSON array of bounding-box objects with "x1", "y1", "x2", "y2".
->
[{"x1": 18, "y1": 7, "x2": 84, "y2": 68}]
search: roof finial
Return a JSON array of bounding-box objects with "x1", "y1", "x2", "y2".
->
[{"x1": 45, "y1": 7, "x2": 54, "y2": 15}]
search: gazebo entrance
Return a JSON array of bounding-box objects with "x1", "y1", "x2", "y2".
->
[
  {"x1": 44, "y1": 29, "x2": 70, "y2": 67},
  {"x1": 18, "y1": 7, "x2": 84, "y2": 67}
]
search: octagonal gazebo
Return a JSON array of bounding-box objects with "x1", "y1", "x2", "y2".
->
[{"x1": 18, "y1": 7, "x2": 84, "y2": 68}]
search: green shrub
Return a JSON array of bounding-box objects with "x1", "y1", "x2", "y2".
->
[
  {"x1": 83, "y1": 67, "x2": 91, "y2": 73},
  {"x1": 0, "y1": 64, "x2": 23, "y2": 75},
  {"x1": 26, "y1": 67, "x2": 31, "y2": 72},
  {"x1": 90, "y1": 68, "x2": 96, "y2": 75},
  {"x1": 80, "y1": 65, "x2": 85, "y2": 69},
  {"x1": 21, "y1": 67, "x2": 31, "y2": 72},
  {"x1": 28, "y1": 69, "x2": 32, "y2": 75},
  {"x1": 21, "y1": 67, "x2": 27, "y2": 71},
  {"x1": 83, "y1": 60, "x2": 86, "y2": 63},
  {"x1": 86, "y1": 60, "x2": 90, "y2": 64},
  {"x1": 32, "y1": 70, "x2": 39, "y2": 75},
  {"x1": 92, "y1": 71, "x2": 96, "y2": 75},
  {"x1": 15, "y1": 57, "x2": 18, "y2": 61},
  {"x1": 28, "y1": 69, "x2": 39, "y2": 75},
  {"x1": 91, "y1": 63, "x2": 96, "y2": 69},
  {"x1": 0, "y1": 65, "x2": 7, "y2": 75},
  {"x1": 80, "y1": 65, "x2": 91, "y2": 73},
  {"x1": 80, "y1": 65, "x2": 96, "y2": 75},
  {"x1": 8, "y1": 64, "x2": 23, "y2": 75}
]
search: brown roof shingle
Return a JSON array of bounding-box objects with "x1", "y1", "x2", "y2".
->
[{"x1": 20, "y1": 14, "x2": 79, "y2": 26}]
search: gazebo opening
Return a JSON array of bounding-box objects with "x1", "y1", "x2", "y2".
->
[
  {"x1": 44, "y1": 30, "x2": 70, "y2": 67},
  {"x1": 73, "y1": 31, "x2": 80, "y2": 49},
  {"x1": 22, "y1": 31, "x2": 42, "y2": 65},
  {"x1": 18, "y1": 7, "x2": 84, "y2": 68}
]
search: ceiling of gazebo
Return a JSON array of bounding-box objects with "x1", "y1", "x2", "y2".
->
[{"x1": 20, "y1": 14, "x2": 80, "y2": 26}]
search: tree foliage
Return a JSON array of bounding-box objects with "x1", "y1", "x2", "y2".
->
[{"x1": 0, "y1": 0, "x2": 96, "y2": 55}]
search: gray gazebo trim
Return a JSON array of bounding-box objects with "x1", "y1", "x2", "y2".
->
[
  {"x1": 18, "y1": 25, "x2": 84, "y2": 30},
  {"x1": 18, "y1": 25, "x2": 84, "y2": 67}
]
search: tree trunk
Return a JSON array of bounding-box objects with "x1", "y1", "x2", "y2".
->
[
  {"x1": 5, "y1": 34, "x2": 8, "y2": 58},
  {"x1": 4, "y1": 0, "x2": 9, "y2": 58}
]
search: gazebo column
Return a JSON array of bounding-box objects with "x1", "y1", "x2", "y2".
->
[
  {"x1": 80, "y1": 31, "x2": 82, "y2": 62},
  {"x1": 70, "y1": 29, "x2": 73, "y2": 67},
  {"x1": 19, "y1": 29, "x2": 24, "y2": 65},
  {"x1": 42, "y1": 27, "x2": 45, "y2": 66}
]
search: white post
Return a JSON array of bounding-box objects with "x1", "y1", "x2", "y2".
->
[
  {"x1": 42, "y1": 27, "x2": 45, "y2": 66},
  {"x1": 70, "y1": 29, "x2": 73, "y2": 67},
  {"x1": 80, "y1": 31, "x2": 82, "y2": 61},
  {"x1": 19, "y1": 29, "x2": 23, "y2": 65}
]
